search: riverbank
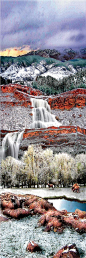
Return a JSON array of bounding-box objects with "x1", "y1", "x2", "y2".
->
[{"x1": 0, "y1": 186, "x2": 86, "y2": 202}]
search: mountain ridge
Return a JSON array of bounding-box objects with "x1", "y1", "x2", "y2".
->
[{"x1": 1, "y1": 48, "x2": 86, "y2": 60}]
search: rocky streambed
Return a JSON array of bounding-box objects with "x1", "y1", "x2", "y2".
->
[{"x1": 0, "y1": 192, "x2": 86, "y2": 258}]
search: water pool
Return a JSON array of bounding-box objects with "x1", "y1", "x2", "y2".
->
[{"x1": 48, "y1": 198, "x2": 86, "y2": 212}]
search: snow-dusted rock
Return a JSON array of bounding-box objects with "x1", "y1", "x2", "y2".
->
[
  {"x1": 41, "y1": 65, "x2": 75, "y2": 80},
  {"x1": 1, "y1": 60, "x2": 78, "y2": 83}
]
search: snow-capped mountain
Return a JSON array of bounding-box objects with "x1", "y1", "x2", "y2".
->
[
  {"x1": 0, "y1": 52, "x2": 86, "y2": 85},
  {"x1": 0, "y1": 59, "x2": 81, "y2": 84}
]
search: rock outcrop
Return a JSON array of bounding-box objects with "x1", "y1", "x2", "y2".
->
[
  {"x1": 26, "y1": 241, "x2": 42, "y2": 252},
  {"x1": 21, "y1": 125, "x2": 86, "y2": 156},
  {"x1": 1, "y1": 193, "x2": 86, "y2": 235},
  {"x1": 26, "y1": 48, "x2": 86, "y2": 60},
  {"x1": 1, "y1": 85, "x2": 86, "y2": 155},
  {"x1": 1, "y1": 85, "x2": 86, "y2": 109},
  {"x1": 1, "y1": 193, "x2": 84, "y2": 258},
  {"x1": 1, "y1": 83, "x2": 42, "y2": 107},
  {"x1": 1, "y1": 125, "x2": 86, "y2": 157},
  {"x1": 53, "y1": 244, "x2": 80, "y2": 258},
  {"x1": 48, "y1": 89, "x2": 86, "y2": 110},
  {"x1": 38, "y1": 209, "x2": 86, "y2": 234}
]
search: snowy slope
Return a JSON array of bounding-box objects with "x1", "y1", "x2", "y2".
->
[{"x1": 0, "y1": 61, "x2": 77, "y2": 83}]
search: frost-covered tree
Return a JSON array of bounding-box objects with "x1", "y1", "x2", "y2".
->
[
  {"x1": 1, "y1": 146, "x2": 86, "y2": 187},
  {"x1": 75, "y1": 154, "x2": 86, "y2": 185},
  {"x1": 52, "y1": 153, "x2": 75, "y2": 186},
  {"x1": 1, "y1": 157, "x2": 24, "y2": 187}
]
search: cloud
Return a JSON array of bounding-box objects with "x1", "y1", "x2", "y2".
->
[
  {"x1": 1, "y1": 0, "x2": 86, "y2": 51},
  {"x1": 45, "y1": 29, "x2": 86, "y2": 48},
  {"x1": 0, "y1": 46, "x2": 31, "y2": 56}
]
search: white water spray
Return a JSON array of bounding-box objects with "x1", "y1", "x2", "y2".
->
[
  {"x1": 30, "y1": 98, "x2": 61, "y2": 129},
  {"x1": 2, "y1": 131, "x2": 23, "y2": 159}
]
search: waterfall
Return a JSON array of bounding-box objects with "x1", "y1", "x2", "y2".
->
[
  {"x1": 30, "y1": 98, "x2": 61, "y2": 129},
  {"x1": 2, "y1": 131, "x2": 23, "y2": 160}
]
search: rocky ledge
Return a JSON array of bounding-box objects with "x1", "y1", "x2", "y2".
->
[
  {"x1": 1, "y1": 85, "x2": 86, "y2": 155},
  {"x1": 1, "y1": 85, "x2": 86, "y2": 131},
  {"x1": 53, "y1": 244, "x2": 80, "y2": 258},
  {"x1": 48, "y1": 88, "x2": 86, "y2": 110},
  {"x1": 1, "y1": 83, "x2": 42, "y2": 107},
  {"x1": 1, "y1": 84, "x2": 86, "y2": 110},
  {"x1": 20, "y1": 125, "x2": 86, "y2": 156},
  {"x1": 26, "y1": 242, "x2": 80, "y2": 257},
  {"x1": 1, "y1": 125, "x2": 86, "y2": 156}
]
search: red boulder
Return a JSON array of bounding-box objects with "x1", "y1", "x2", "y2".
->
[
  {"x1": 26, "y1": 241, "x2": 42, "y2": 252},
  {"x1": 53, "y1": 244, "x2": 80, "y2": 258},
  {"x1": 74, "y1": 209, "x2": 86, "y2": 219}
]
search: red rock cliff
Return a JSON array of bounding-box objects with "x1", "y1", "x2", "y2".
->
[{"x1": 48, "y1": 88, "x2": 86, "y2": 110}]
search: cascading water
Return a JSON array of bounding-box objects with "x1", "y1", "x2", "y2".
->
[
  {"x1": 2, "y1": 131, "x2": 24, "y2": 160},
  {"x1": 30, "y1": 98, "x2": 62, "y2": 129},
  {"x1": 2, "y1": 98, "x2": 61, "y2": 159}
]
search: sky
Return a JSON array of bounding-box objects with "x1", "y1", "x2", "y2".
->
[{"x1": 0, "y1": 0, "x2": 86, "y2": 56}]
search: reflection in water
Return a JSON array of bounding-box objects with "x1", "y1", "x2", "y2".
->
[{"x1": 48, "y1": 198, "x2": 86, "y2": 212}]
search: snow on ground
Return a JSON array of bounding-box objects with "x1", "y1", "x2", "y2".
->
[
  {"x1": 0, "y1": 187, "x2": 86, "y2": 202},
  {"x1": 0, "y1": 62, "x2": 76, "y2": 82},
  {"x1": 41, "y1": 66, "x2": 74, "y2": 80}
]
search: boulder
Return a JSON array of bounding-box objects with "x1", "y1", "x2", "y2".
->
[
  {"x1": 63, "y1": 215, "x2": 86, "y2": 233},
  {"x1": 26, "y1": 241, "x2": 42, "y2": 252},
  {"x1": 53, "y1": 244, "x2": 80, "y2": 258},
  {"x1": 74, "y1": 209, "x2": 86, "y2": 218}
]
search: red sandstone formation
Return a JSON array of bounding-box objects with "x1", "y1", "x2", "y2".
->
[
  {"x1": 74, "y1": 209, "x2": 86, "y2": 219},
  {"x1": 1, "y1": 85, "x2": 86, "y2": 155},
  {"x1": 1, "y1": 84, "x2": 86, "y2": 110},
  {"x1": 63, "y1": 215, "x2": 86, "y2": 233},
  {"x1": 1, "y1": 125, "x2": 86, "y2": 157},
  {"x1": 1, "y1": 125, "x2": 86, "y2": 142},
  {"x1": 3, "y1": 208, "x2": 30, "y2": 219},
  {"x1": 26, "y1": 241, "x2": 42, "y2": 252},
  {"x1": 1, "y1": 199, "x2": 15, "y2": 209},
  {"x1": 1, "y1": 83, "x2": 42, "y2": 96},
  {"x1": 48, "y1": 88, "x2": 86, "y2": 110},
  {"x1": 1, "y1": 83, "x2": 42, "y2": 107},
  {"x1": 53, "y1": 244, "x2": 80, "y2": 258},
  {"x1": 21, "y1": 126, "x2": 86, "y2": 155},
  {"x1": 23, "y1": 126, "x2": 86, "y2": 141},
  {"x1": 38, "y1": 208, "x2": 86, "y2": 233},
  {"x1": 1, "y1": 193, "x2": 86, "y2": 234}
]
